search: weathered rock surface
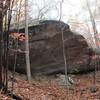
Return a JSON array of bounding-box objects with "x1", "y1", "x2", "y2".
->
[{"x1": 9, "y1": 20, "x2": 95, "y2": 75}]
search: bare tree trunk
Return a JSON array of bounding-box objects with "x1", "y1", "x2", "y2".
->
[
  {"x1": 86, "y1": 0, "x2": 99, "y2": 84},
  {"x1": 25, "y1": 0, "x2": 31, "y2": 84},
  {"x1": 86, "y1": 0, "x2": 99, "y2": 50},
  {"x1": 0, "y1": 1, "x2": 3, "y2": 89}
]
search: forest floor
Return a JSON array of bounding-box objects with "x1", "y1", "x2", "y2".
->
[{"x1": 0, "y1": 71, "x2": 100, "y2": 100}]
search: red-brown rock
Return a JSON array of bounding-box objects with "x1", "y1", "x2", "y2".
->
[{"x1": 9, "y1": 20, "x2": 95, "y2": 75}]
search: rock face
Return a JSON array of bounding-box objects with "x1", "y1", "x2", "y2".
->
[{"x1": 9, "y1": 20, "x2": 95, "y2": 75}]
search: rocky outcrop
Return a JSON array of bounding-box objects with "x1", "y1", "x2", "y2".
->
[{"x1": 9, "y1": 20, "x2": 95, "y2": 75}]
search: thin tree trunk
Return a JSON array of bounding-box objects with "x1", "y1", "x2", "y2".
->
[
  {"x1": 0, "y1": 1, "x2": 3, "y2": 89},
  {"x1": 25, "y1": 0, "x2": 31, "y2": 84},
  {"x1": 86, "y1": 0, "x2": 98, "y2": 84}
]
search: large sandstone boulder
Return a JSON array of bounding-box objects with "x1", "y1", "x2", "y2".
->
[{"x1": 9, "y1": 20, "x2": 95, "y2": 75}]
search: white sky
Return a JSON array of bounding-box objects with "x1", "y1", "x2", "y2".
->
[
  {"x1": 12, "y1": 0, "x2": 100, "y2": 35},
  {"x1": 10, "y1": 0, "x2": 100, "y2": 48}
]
